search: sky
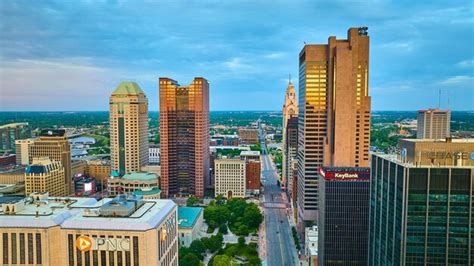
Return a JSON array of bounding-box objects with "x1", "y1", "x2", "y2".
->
[{"x1": 0, "y1": 0, "x2": 473, "y2": 111}]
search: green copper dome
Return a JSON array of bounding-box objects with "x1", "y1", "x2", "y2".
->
[{"x1": 113, "y1": 81, "x2": 144, "y2": 95}]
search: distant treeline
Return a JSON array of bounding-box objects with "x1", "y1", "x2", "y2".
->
[{"x1": 1, "y1": 111, "x2": 472, "y2": 131}]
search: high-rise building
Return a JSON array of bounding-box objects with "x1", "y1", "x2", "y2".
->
[
  {"x1": 25, "y1": 157, "x2": 67, "y2": 196},
  {"x1": 282, "y1": 79, "x2": 298, "y2": 189},
  {"x1": 285, "y1": 116, "x2": 298, "y2": 204},
  {"x1": 29, "y1": 129, "x2": 72, "y2": 194},
  {"x1": 159, "y1": 77, "x2": 210, "y2": 198},
  {"x1": 318, "y1": 167, "x2": 370, "y2": 265},
  {"x1": 297, "y1": 27, "x2": 371, "y2": 224},
  {"x1": 417, "y1": 109, "x2": 451, "y2": 139},
  {"x1": 0, "y1": 122, "x2": 30, "y2": 153},
  {"x1": 214, "y1": 158, "x2": 246, "y2": 198},
  {"x1": 15, "y1": 138, "x2": 35, "y2": 165},
  {"x1": 109, "y1": 82, "x2": 149, "y2": 175},
  {"x1": 369, "y1": 138, "x2": 474, "y2": 265},
  {"x1": 0, "y1": 194, "x2": 178, "y2": 265}
]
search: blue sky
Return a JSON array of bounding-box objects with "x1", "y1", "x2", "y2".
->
[{"x1": 0, "y1": 0, "x2": 473, "y2": 111}]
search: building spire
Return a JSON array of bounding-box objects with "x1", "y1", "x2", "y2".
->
[{"x1": 288, "y1": 74, "x2": 292, "y2": 85}]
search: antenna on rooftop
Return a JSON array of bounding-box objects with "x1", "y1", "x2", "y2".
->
[{"x1": 438, "y1": 88, "x2": 441, "y2": 109}]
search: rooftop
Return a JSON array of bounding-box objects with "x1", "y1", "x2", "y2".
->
[
  {"x1": 240, "y1": 150, "x2": 261, "y2": 156},
  {"x1": 375, "y1": 153, "x2": 474, "y2": 169},
  {"x1": 401, "y1": 138, "x2": 474, "y2": 143},
  {"x1": 122, "y1": 172, "x2": 158, "y2": 181},
  {"x1": 178, "y1": 207, "x2": 203, "y2": 228},
  {"x1": 0, "y1": 194, "x2": 176, "y2": 231},
  {"x1": 112, "y1": 81, "x2": 145, "y2": 95},
  {"x1": 0, "y1": 122, "x2": 28, "y2": 129}
]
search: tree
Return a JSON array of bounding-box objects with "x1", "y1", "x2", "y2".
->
[
  {"x1": 219, "y1": 223, "x2": 228, "y2": 234},
  {"x1": 213, "y1": 255, "x2": 237, "y2": 266},
  {"x1": 243, "y1": 204, "x2": 263, "y2": 229},
  {"x1": 187, "y1": 196, "x2": 199, "y2": 207},
  {"x1": 215, "y1": 194, "x2": 226, "y2": 206},
  {"x1": 238, "y1": 236, "x2": 246, "y2": 247},
  {"x1": 204, "y1": 233, "x2": 223, "y2": 253},
  {"x1": 189, "y1": 240, "x2": 206, "y2": 259},
  {"x1": 180, "y1": 253, "x2": 200, "y2": 266}
]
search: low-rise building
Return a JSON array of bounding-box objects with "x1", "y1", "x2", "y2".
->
[
  {"x1": 0, "y1": 166, "x2": 25, "y2": 184},
  {"x1": 238, "y1": 128, "x2": 259, "y2": 144},
  {"x1": 245, "y1": 160, "x2": 261, "y2": 195},
  {"x1": 177, "y1": 207, "x2": 204, "y2": 247},
  {"x1": 0, "y1": 193, "x2": 178, "y2": 265},
  {"x1": 305, "y1": 226, "x2": 319, "y2": 266},
  {"x1": 85, "y1": 160, "x2": 111, "y2": 181},
  {"x1": 25, "y1": 157, "x2": 67, "y2": 196},
  {"x1": 215, "y1": 158, "x2": 246, "y2": 198},
  {"x1": 108, "y1": 172, "x2": 160, "y2": 196},
  {"x1": 240, "y1": 150, "x2": 260, "y2": 161}
]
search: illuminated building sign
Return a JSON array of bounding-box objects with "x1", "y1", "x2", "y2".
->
[
  {"x1": 76, "y1": 236, "x2": 130, "y2": 251},
  {"x1": 319, "y1": 167, "x2": 370, "y2": 181}
]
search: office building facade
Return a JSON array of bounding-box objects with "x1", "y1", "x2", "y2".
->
[
  {"x1": 110, "y1": 82, "x2": 149, "y2": 175},
  {"x1": 297, "y1": 27, "x2": 371, "y2": 224},
  {"x1": 245, "y1": 160, "x2": 261, "y2": 195},
  {"x1": 318, "y1": 167, "x2": 370, "y2": 265},
  {"x1": 159, "y1": 77, "x2": 210, "y2": 198},
  {"x1": 0, "y1": 194, "x2": 178, "y2": 266},
  {"x1": 417, "y1": 109, "x2": 451, "y2": 139},
  {"x1": 214, "y1": 158, "x2": 246, "y2": 198},
  {"x1": 29, "y1": 129, "x2": 72, "y2": 194},
  {"x1": 15, "y1": 138, "x2": 35, "y2": 165},
  {"x1": 285, "y1": 116, "x2": 298, "y2": 202},
  {"x1": 369, "y1": 139, "x2": 473, "y2": 265}
]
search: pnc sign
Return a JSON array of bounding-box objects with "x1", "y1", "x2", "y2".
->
[{"x1": 76, "y1": 236, "x2": 131, "y2": 252}]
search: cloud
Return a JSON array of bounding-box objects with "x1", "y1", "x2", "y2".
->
[
  {"x1": 440, "y1": 75, "x2": 474, "y2": 86},
  {"x1": 456, "y1": 59, "x2": 474, "y2": 68},
  {"x1": 264, "y1": 52, "x2": 285, "y2": 59}
]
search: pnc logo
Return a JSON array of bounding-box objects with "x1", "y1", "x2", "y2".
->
[{"x1": 76, "y1": 235, "x2": 93, "y2": 252}]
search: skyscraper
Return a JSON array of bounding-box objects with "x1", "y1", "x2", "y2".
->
[
  {"x1": 417, "y1": 109, "x2": 451, "y2": 139},
  {"x1": 369, "y1": 138, "x2": 473, "y2": 265},
  {"x1": 29, "y1": 129, "x2": 72, "y2": 194},
  {"x1": 282, "y1": 79, "x2": 298, "y2": 189},
  {"x1": 285, "y1": 116, "x2": 298, "y2": 208},
  {"x1": 159, "y1": 77, "x2": 210, "y2": 198},
  {"x1": 109, "y1": 82, "x2": 149, "y2": 175},
  {"x1": 0, "y1": 122, "x2": 30, "y2": 153},
  {"x1": 297, "y1": 27, "x2": 371, "y2": 224},
  {"x1": 318, "y1": 167, "x2": 370, "y2": 265}
]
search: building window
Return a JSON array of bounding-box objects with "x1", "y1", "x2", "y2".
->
[
  {"x1": 20, "y1": 233, "x2": 25, "y2": 264},
  {"x1": 35, "y1": 233, "x2": 42, "y2": 264},
  {"x1": 2, "y1": 233, "x2": 8, "y2": 265},
  {"x1": 28, "y1": 233, "x2": 33, "y2": 264},
  {"x1": 133, "y1": 237, "x2": 139, "y2": 266},
  {"x1": 68, "y1": 234, "x2": 74, "y2": 266},
  {"x1": 11, "y1": 233, "x2": 17, "y2": 264}
]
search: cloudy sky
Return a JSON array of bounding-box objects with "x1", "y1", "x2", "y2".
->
[{"x1": 0, "y1": 0, "x2": 473, "y2": 111}]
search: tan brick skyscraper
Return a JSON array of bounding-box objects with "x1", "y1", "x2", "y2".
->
[
  {"x1": 109, "y1": 82, "x2": 149, "y2": 175},
  {"x1": 297, "y1": 27, "x2": 371, "y2": 224},
  {"x1": 159, "y1": 77, "x2": 210, "y2": 198}
]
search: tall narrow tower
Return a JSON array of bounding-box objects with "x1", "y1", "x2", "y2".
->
[
  {"x1": 282, "y1": 78, "x2": 298, "y2": 189},
  {"x1": 297, "y1": 27, "x2": 371, "y2": 224},
  {"x1": 109, "y1": 82, "x2": 149, "y2": 175},
  {"x1": 159, "y1": 77, "x2": 210, "y2": 198}
]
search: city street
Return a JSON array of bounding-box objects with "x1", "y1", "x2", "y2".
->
[{"x1": 260, "y1": 128, "x2": 298, "y2": 266}]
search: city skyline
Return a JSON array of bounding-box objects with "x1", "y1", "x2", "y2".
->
[{"x1": 1, "y1": 1, "x2": 473, "y2": 111}]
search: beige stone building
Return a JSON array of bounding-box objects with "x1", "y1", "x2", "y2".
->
[
  {"x1": 417, "y1": 109, "x2": 451, "y2": 139},
  {"x1": 29, "y1": 129, "x2": 72, "y2": 194},
  {"x1": 398, "y1": 138, "x2": 474, "y2": 167},
  {"x1": 110, "y1": 82, "x2": 149, "y2": 175},
  {"x1": 108, "y1": 172, "x2": 160, "y2": 196},
  {"x1": 0, "y1": 167, "x2": 25, "y2": 184},
  {"x1": 282, "y1": 79, "x2": 298, "y2": 188},
  {"x1": 0, "y1": 194, "x2": 178, "y2": 266},
  {"x1": 297, "y1": 27, "x2": 371, "y2": 224},
  {"x1": 25, "y1": 157, "x2": 67, "y2": 196},
  {"x1": 214, "y1": 158, "x2": 246, "y2": 198}
]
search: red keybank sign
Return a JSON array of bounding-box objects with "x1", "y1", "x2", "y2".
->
[{"x1": 319, "y1": 167, "x2": 370, "y2": 181}]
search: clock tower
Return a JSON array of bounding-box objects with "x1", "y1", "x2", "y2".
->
[{"x1": 282, "y1": 77, "x2": 298, "y2": 190}]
